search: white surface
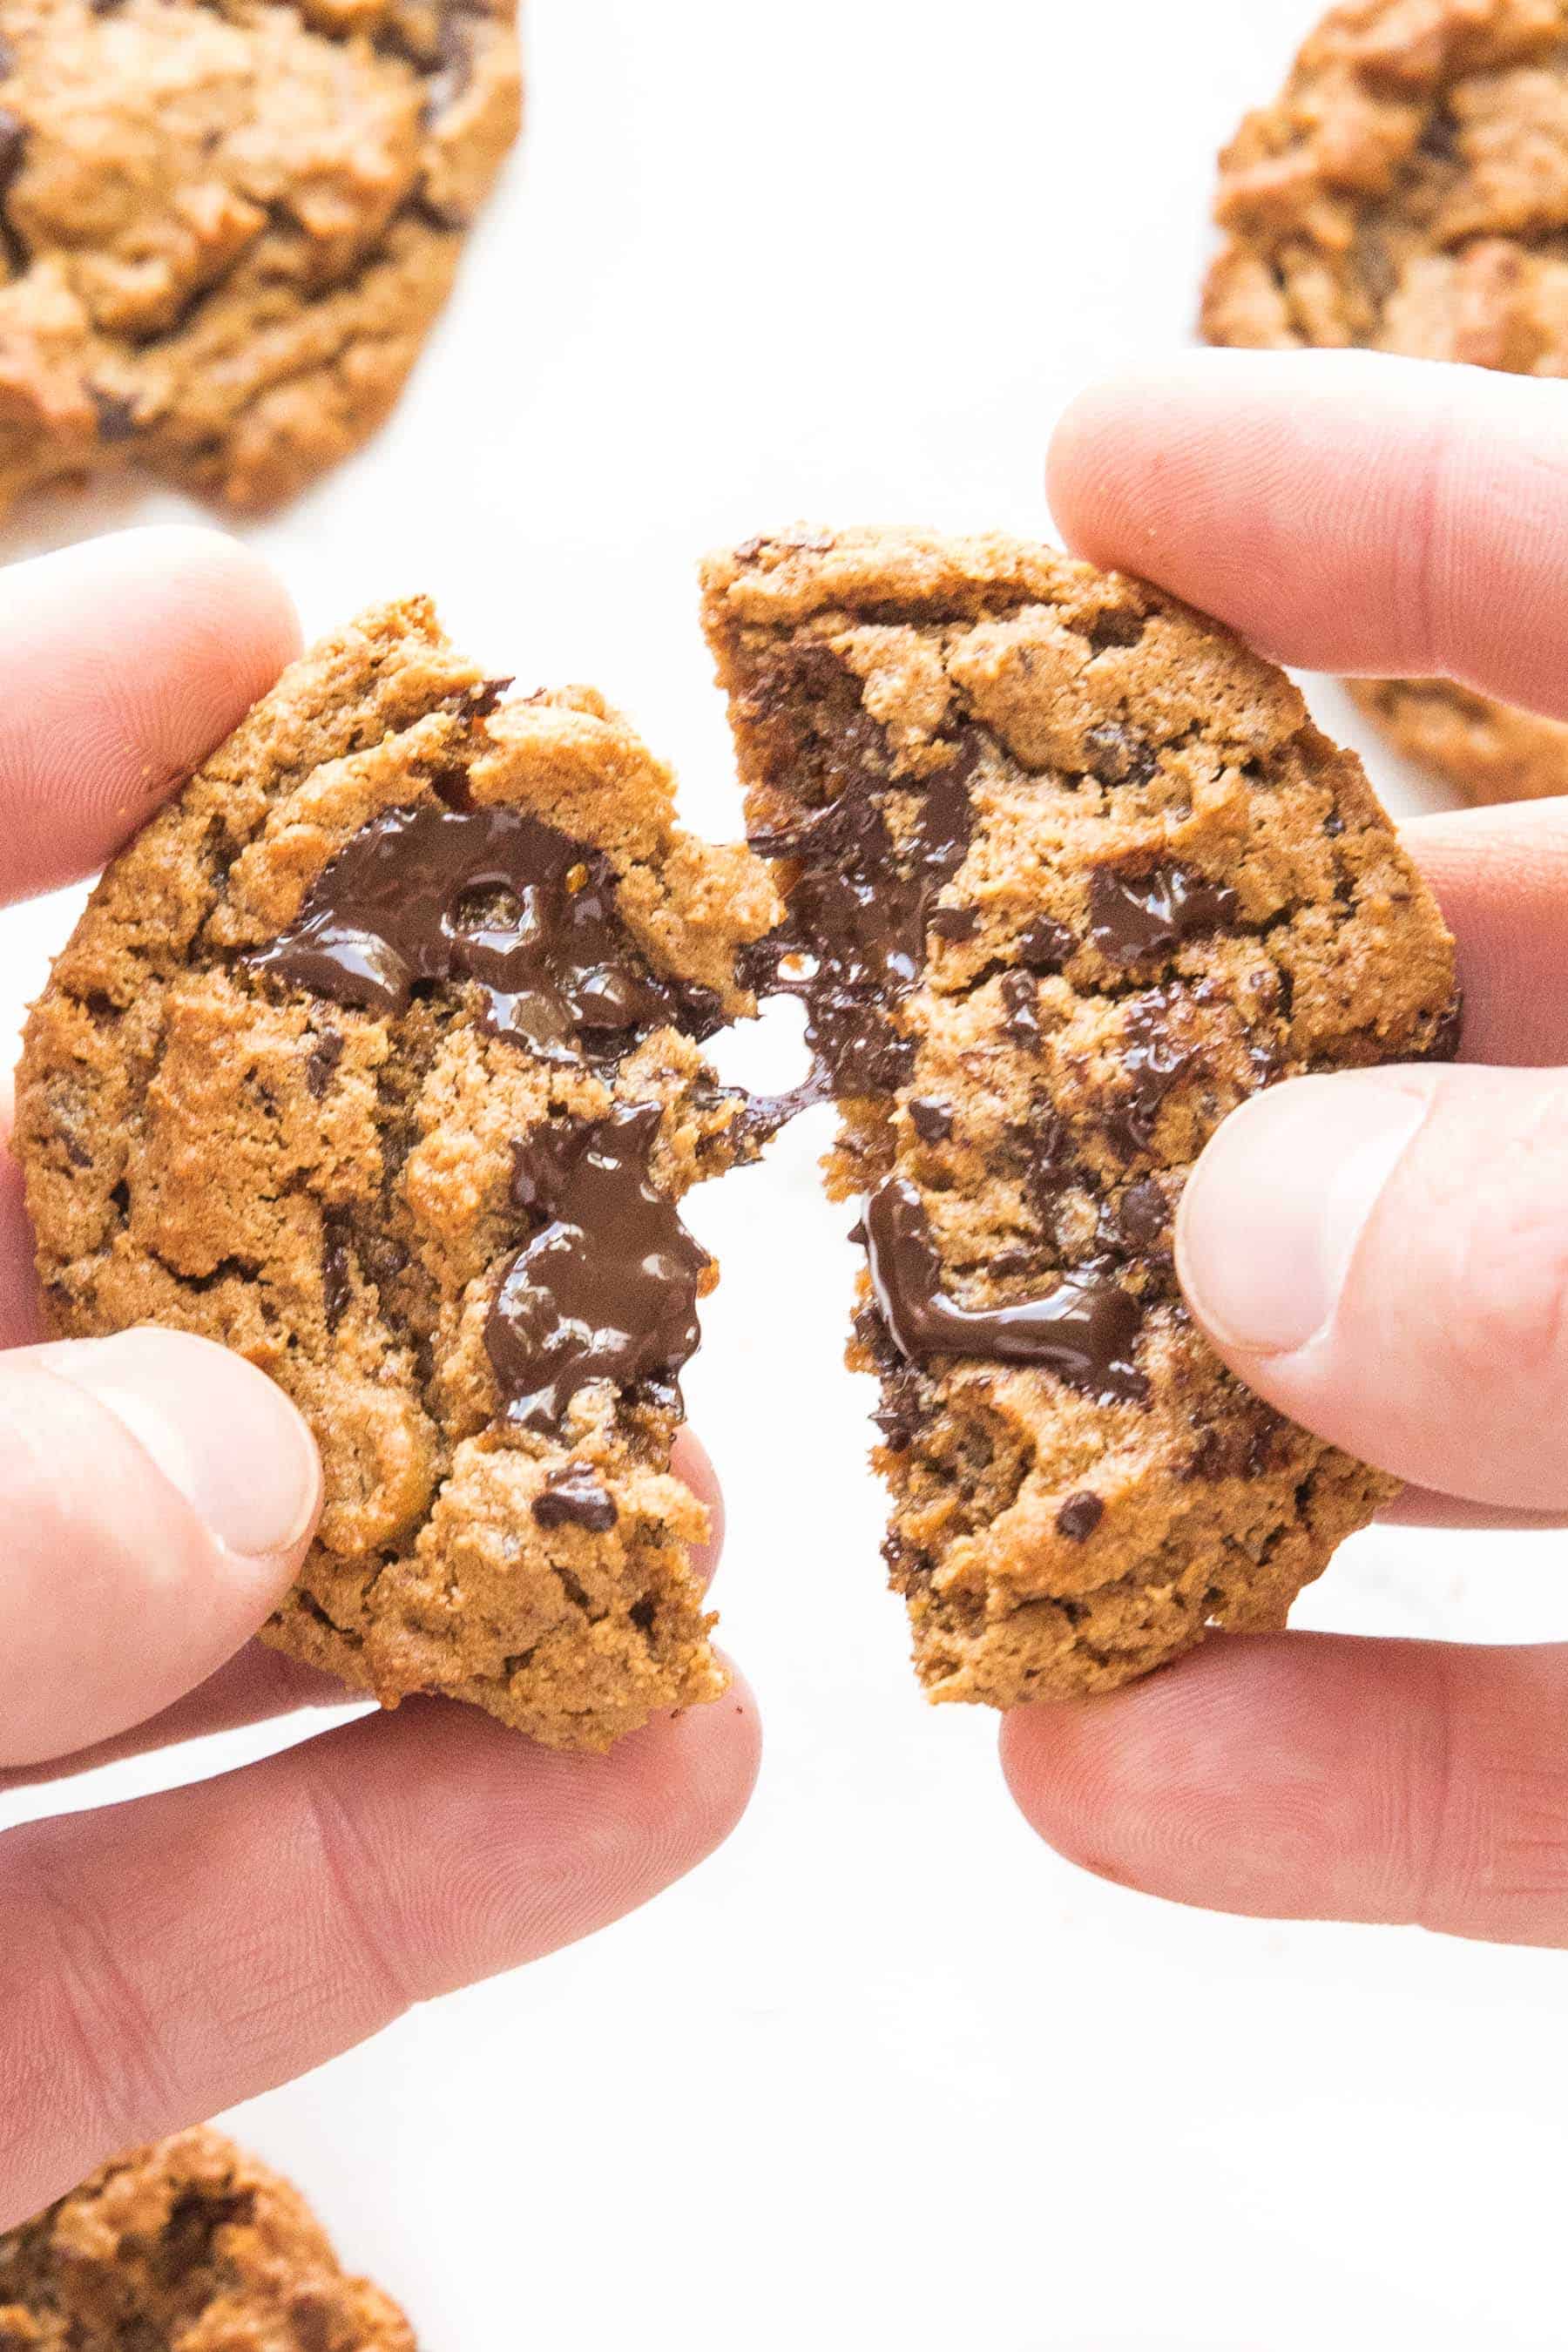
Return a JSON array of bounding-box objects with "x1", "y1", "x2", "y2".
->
[{"x1": 3, "y1": 1, "x2": 1567, "y2": 2344}]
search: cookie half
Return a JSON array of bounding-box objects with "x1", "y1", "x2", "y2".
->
[
  {"x1": 1202, "y1": 0, "x2": 1568, "y2": 803},
  {"x1": 18, "y1": 598, "x2": 780, "y2": 1750},
  {"x1": 0, "y1": 2127, "x2": 414, "y2": 2348},
  {"x1": 0, "y1": 0, "x2": 521, "y2": 514},
  {"x1": 703, "y1": 524, "x2": 1460, "y2": 1708}
]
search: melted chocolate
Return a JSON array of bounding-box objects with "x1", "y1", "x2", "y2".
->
[
  {"x1": 532, "y1": 1464, "x2": 619, "y2": 1532},
  {"x1": 1088, "y1": 862, "x2": 1239, "y2": 963},
  {"x1": 747, "y1": 731, "x2": 977, "y2": 1100},
  {"x1": 862, "y1": 1177, "x2": 1146, "y2": 1404},
  {"x1": 1103, "y1": 989, "x2": 1203, "y2": 1159},
  {"x1": 247, "y1": 804, "x2": 718, "y2": 1058},
  {"x1": 485, "y1": 1102, "x2": 710, "y2": 1433}
]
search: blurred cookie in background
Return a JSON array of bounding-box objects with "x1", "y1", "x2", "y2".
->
[{"x1": 0, "y1": 0, "x2": 521, "y2": 516}]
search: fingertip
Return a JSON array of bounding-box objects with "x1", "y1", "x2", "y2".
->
[{"x1": 671, "y1": 1426, "x2": 725, "y2": 1582}]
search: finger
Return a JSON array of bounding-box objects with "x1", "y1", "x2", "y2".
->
[
  {"x1": 1047, "y1": 349, "x2": 1568, "y2": 718},
  {"x1": 672, "y1": 1426, "x2": 725, "y2": 1578},
  {"x1": 1000, "y1": 1632, "x2": 1568, "y2": 1949},
  {"x1": 1378, "y1": 1486, "x2": 1568, "y2": 1531},
  {"x1": 0, "y1": 1646, "x2": 352, "y2": 1797},
  {"x1": 0, "y1": 526, "x2": 299, "y2": 907},
  {"x1": 1175, "y1": 1062, "x2": 1568, "y2": 1510},
  {"x1": 0, "y1": 1667, "x2": 761, "y2": 2226},
  {"x1": 1402, "y1": 801, "x2": 1568, "y2": 1070},
  {"x1": 0, "y1": 1328, "x2": 322, "y2": 1767}
]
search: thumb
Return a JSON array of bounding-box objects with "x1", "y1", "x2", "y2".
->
[
  {"x1": 0, "y1": 1327, "x2": 321, "y2": 1767},
  {"x1": 1176, "y1": 1064, "x2": 1568, "y2": 1511}
]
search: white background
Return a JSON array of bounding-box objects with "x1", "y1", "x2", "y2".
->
[{"x1": 3, "y1": 2, "x2": 1567, "y2": 2343}]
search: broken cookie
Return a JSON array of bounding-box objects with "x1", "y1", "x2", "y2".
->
[
  {"x1": 0, "y1": 2127, "x2": 416, "y2": 2348},
  {"x1": 703, "y1": 524, "x2": 1460, "y2": 1707},
  {"x1": 17, "y1": 598, "x2": 779, "y2": 1751}
]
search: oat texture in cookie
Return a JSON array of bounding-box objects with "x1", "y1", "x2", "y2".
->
[
  {"x1": 0, "y1": 0, "x2": 521, "y2": 515},
  {"x1": 17, "y1": 598, "x2": 780, "y2": 1750},
  {"x1": 0, "y1": 2128, "x2": 415, "y2": 2349},
  {"x1": 703, "y1": 525, "x2": 1460, "y2": 1709},
  {"x1": 1204, "y1": 0, "x2": 1568, "y2": 803}
]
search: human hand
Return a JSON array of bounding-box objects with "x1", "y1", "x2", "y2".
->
[
  {"x1": 1004, "y1": 351, "x2": 1568, "y2": 1949},
  {"x1": 0, "y1": 531, "x2": 759, "y2": 2227}
]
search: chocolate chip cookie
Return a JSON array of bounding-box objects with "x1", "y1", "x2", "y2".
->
[
  {"x1": 1203, "y1": 0, "x2": 1568, "y2": 804},
  {"x1": 17, "y1": 598, "x2": 779, "y2": 1750},
  {"x1": 0, "y1": 0, "x2": 520, "y2": 515},
  {"x1": 0, "y1": 2128, "x2": 414, "y2": 2349},
  {"x1": 703, "y1": 525, "x2": 1459, "y2": 1708}
]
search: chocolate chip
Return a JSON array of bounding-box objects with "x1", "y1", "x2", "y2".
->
[
  {"x1": 928, "y1": 904, "x2": 980, "y2": 943},
  {"x1": 1056, "y1": 1492, "x2": 1104, "y2": 1541},
  {"x1": 1087, "y1": 862, "x2": 1240, "y2": 963},
  {"x1": 908, "y1": 1096, "x2": 954, "y2": 1144},
  {"x1": 1116, "y1": 1177, "x2": 1168, "y2": 1251},
  {"x1": 1085, "y1": 608, "x2": 1146, "y2": 652},
  {"x1": 87, "y1": 383, "x2": 139, "y2": 443},
  {"x1": 1000, "y1": 968, "x2": 1042, "y2": 1049},
  {"x1": 321, "y1": 1220, "x2": 353, "y2": 1328},
  {"x1": 1323, "y1": 809, "x2": 1345, "y2": 838},
  {"x1": 1082, "y1": 722, "x2": 1158, "y2": 788},
  {"x1": 305, "y1": 1029, "x2": 343, "y2": 1098},
  {"x1": 0, "y1": 109, "x2": 26, "y2": 196},
  {"x1": 1014, "y1": 915, "x2": 1074, "y2": 970},
  {"x1": 533, "y1": 1463, "x2": 619, "y2": 1532}
]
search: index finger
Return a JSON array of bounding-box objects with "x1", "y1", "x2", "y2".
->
[
  {"x1": 1046, "y1": 348, "x2": 1568, "y2": 721},
  {"x1": 0, "y1": 525, "x2": 299, "y2": 908}
]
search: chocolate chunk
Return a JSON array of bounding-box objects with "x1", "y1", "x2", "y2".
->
[
  {"x1": 305, "y1": 1029, "x2": 343, "y2": 1098},
  {"x1": 929, "y1": 904, "x2": 980, "y2": 943},
  {"x1": 1085, "y1": 608, "x2": 1146, "y2": 652},
  {"x1": 246, "y1": 802, "x2": 719, "y2": 1058},
  {"x1": 1324, "y1": 809, "x2": 1346, "y2": 838},
  {"x1": 1116, "y1": 1176, "x2": 1168, "y2": 1251},
  {"x1": 1082, "y1": 722, "x2": 1158, "y2": 788},
  {"x1": 999, "y1": 967, "x2": 1042, "y2": 1048},
  {"x1": 908, "y1": 1095, "x2": 954, "y2": 1145},
  {"x1": 1014, "y1": 915, "x2": 1074, "y2": 970},
  {"x1": 1102, "y1": 989, "x2": 1203, "y2": 1159},
  {"x1": 1424, "y1": 991, "x2": 1464, "y2": 1063},
  {"x1": 862, "y1": 1176, "x2": 1146, "y2": 1404},
  {"x1": 1056, "y1": 1491, "x2": 1104, "y2": 1541},
  {"x1": 533, "y1": 1463, "x2": 619, "y2": 1532},
  {"x1": 1088, "y1": 861, "x2": 1240, "y2": 963},
  {"x1": 485, "y1": 1101, "x2": 710, "y2": 1433},
  {"x1": 747, "y1": 721, "x2": 977, "y2": 1099}
]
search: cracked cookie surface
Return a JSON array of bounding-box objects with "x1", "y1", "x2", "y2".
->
[
  {"x1": 0, "y1": 0, "x2": 520, "y2": 515},
  {"x1": 704, "y1": 524, "x2": 1460, "y2": 1708},
  {"x1": 0, "y1": 2128, "x2": 415, "y2": 2349},
  {"x1": 17, "y1": 598, "x2": 779, "y2": 1750},
  {"x1": 1203, "y1": 0, "x2": 1568, "y2": 803}
]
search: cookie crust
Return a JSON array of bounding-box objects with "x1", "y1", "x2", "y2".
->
[
  {"x1": 17, "y1": 598, "x2": 779, "y2": 1750},
  {"x1": 1203, "y1": 0, "x2": 1568, "y2": 802},
  {"x1": 0, "y1": 0, "x2": 521, "y2": 514},
  {"x1": 704, "y1": 524, "x2": 1460, "y2": 1707},
  {"x1": 0, "y1": 2127, "x2": 414, "y2": 2349}
]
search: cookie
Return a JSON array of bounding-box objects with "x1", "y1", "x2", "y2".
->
[
  {"x1": 1347, "y1": 674, "x2": 1568, "y2": 803},
  {"x1": 17, "y1": 598, "x2": 779, "y2": 1751},
  {"x1": 0, "y1": 0, "x2": 521, "y2": 515},
  {"x1": 0, "y1": 2127, "x2": 414, "y2": 2349},
  {"x1": 703, "y1": 525, "x2": 1460, "y2": 1708},
  {"x1": 1202, "y1": 0, "x2": 1568, "y2": 803}
]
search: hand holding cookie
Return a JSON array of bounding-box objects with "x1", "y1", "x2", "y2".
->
[
  {"x1": 0, "y1": 531, "x2": 758, "y2": 2228},
  {"x1": 1004, "y1": 349, "x2": 1568, "y2": 1949}
]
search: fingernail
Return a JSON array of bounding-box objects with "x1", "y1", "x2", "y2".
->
[
  {"x1": 1176, "y1": 1073, "x2": 1429, "y2": 1356},
  {"x1": 42, "y1": 1327, "x2": 321, "y2": 1561}
]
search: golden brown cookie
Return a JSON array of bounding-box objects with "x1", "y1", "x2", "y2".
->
[
  {"x1": 0, "y1": 0, "x2": 521, "y2": 515},
  {"x1": 1203, "y1": 0, "x2": 1568, "y2": 803},
  {"x1": 703, "y1": 524, "x2": 1460, "y2": 1708},
  {"x1": 0, "y1": 2127, "x2": 414, "y2": 2349},
  {"x1": 17, "y1": 598, "x2": 779, "y2": 1751}
]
